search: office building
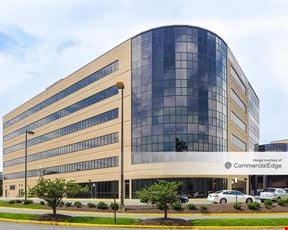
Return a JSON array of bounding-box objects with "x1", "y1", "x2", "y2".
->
[{"x1": 2, "y1": 25, "x2": 259, "y2": 198}]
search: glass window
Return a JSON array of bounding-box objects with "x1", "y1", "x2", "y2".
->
[
  {"x1": 231, "y1": 134, "x2": 246, "y2": 151},
  {"x1": 231, "y1": 67, "x2": 246, "y2": 93},
  {"x1": 231, "y1": 112, "x2": 246, "y2": 132},
  {"x1": 231, "y1": 89, "x2": 246, "y2": 112}
]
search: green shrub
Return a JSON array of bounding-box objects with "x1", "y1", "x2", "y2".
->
[
  {"x1": 277, "y1": 199, "x2": 286, "y2": 206},
  {"x1": 15, "y1": 199, "x2": 22, "y2": 204},
  {"x1": 200, "y1": 206, "x2": 208, "y2": 211},
  {"x1": 23, "y1": 200, "x2": 33, "y2": 205},
  {"x1": 87, "y1": 202, "x2": 96, "y2": 208},
  {"x1": 248, "y1": 202, "x2": 260, "y2": 210},
  {"x1": 39, "y1": 201, "x2": 45, "y2": 205},
  {"x1": 65, "y1": 202, "x2": 72, "y2": 207},
  {"x1": 264, "y1": 199, "x2": 273, "y2": 206},
  {"x1": 110, "y1": 202, "x2": 119, "y2": 210},
  {"x1": 59, "y1": 201, "x2": 65, "y2": 207},
  {"x1": 74, "y1": 201, "x2": 82, "y2": 208},
  {"x1": 8, "y1": 200, "x2": 16, "y2": 204},
  {"x1": 171, "y1": 201, "x2": 182, "y2": 210},
  {"x1": 187, "y1": 203, "x2": 197, "y2": 210},
  {"x1": 96, "y1": 201, "x2": 108, "y2": 210},
  {"x1": 156, "y1": 202, "x2": 165, "y2": 210},
  {"x1": 233, "y1": 203, "x2": 241, "y2": 210}
]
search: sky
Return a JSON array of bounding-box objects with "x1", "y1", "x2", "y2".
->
[{"x1": 1, "y1": 0, "x2": 288, "y2": 171}]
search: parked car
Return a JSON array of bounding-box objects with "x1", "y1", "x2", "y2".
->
[
  {"x1": 207, "y1": 190, "x2": 255, "y2": 204},
  {"x1": 260, "y1": 188, "x2": 287, "y2": 202},
  {"x1": 284, "y1": 188, "x2": 288, "y2": 193},
  {"x1": 193, "y1": 192, "x2": 204, "y2": 198},
  {"x1": 176, "y1": 194, "x2": 189, "y2": 203}
]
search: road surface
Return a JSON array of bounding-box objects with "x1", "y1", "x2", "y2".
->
[{"x1": 0, "y1": 221, "x2": 284, "y2": 230}]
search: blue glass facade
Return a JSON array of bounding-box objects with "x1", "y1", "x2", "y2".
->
[
  {"x1": 258, "y1": 143, "x2": 288, "y2": 152},
  {"x1": 131, "y1": 26, "x2": 227, "y2": 163}
]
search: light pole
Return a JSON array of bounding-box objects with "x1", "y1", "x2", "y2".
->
[
  {"x1": 234, "y1": 177, "x2": 238, "y2": 204},
  {"x1": 24, "y1": 130, "x2": 34, "y2": 201},
  {"x1": 89, "y1": 179, "x2": 92, "y2": 200},
  {"x1": 92, "y1": 183, "x2": 96, "y2": 199},
  {"x1": 116, "y1": 82, "x2": 125, "y2": 209}
]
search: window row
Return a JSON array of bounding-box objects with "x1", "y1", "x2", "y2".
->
[
  {"x1": 4, "y1": 86, "x2": 118, "y2": 142},
  {"x1": 4, "y1": 156, "x2": 119, "y2": 180},
  {"x1": 231, "y1": 134, "x2": 246, "y2": 151},
  {"x1": 231, "y1": 89, "x2": 246, "y2": 112},
  {"x1": 4, "y1": 132, "x2": 118, "y2": 167},
  {"x1": 231, "y1": 112, "x2": 246, "y2": 132},
  {"x1": 4, "y1": 108, "x2": 118, "y2": 155},
  {"x1": 4, "y1": 61, "x2": 119, "y2": 129},
  {"x1": 132, "y1": 133, "x2": 227, "y2": 146},
  {"x1": 230, "y1": 66, "x2": 246, "y2": 93}
]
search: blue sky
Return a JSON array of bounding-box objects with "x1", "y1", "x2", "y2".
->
[{"x1": 1, "y1": 0, "x2": 288, "y2": 171}]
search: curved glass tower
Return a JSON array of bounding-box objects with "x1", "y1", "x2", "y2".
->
[{"x1": 132, "y1": 26, "x2": 227, "y2": 163}]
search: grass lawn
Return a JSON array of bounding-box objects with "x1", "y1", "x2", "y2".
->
[
  {"x1": 0, "y1": 212, "x2": 37, "y2": 220},
  {"x1": 0, "y1": 212, "x2": 138, "y2": 225},
  {"x1": 192, "y1": 218, "x2": 288, "y2": 226},
  {"x1": 0, "y1": 212, "x2": 287, "y2": 226},
  {"x1": 65, "y1": 216, "x2": 139, "y2": 225},
  {"x1": 0, "y1": 201, "x2": 43, "y2": 209}
]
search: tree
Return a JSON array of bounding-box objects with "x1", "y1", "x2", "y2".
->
[
  {"x1": 29, "y1": 178, "x2": 87, "y2": 215},
  {"x1": 136, "y1": 180, "x2": 182, "y2": 219}
]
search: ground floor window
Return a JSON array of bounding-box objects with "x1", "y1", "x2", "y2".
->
[
  {"x1": 68, "y1": 180, "x2": 118, "y2": 199},
  {"x1": 132, "y1": 178, "x2": 227, "y2": 198}
]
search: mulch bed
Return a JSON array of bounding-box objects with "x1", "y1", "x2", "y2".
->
[
  {"x1": 33, "y1": 214, "x2": 71, "y2": 222},
  {"x1": 139, "y1": 218, "x2": 191, "y2": 226}
]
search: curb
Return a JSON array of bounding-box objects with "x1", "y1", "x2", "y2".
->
[{"x1": 0, "y1": 218, "x2": 286, "y2": 229}]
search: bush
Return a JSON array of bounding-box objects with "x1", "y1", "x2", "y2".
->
[
  {"x1": 59, "y1": 201, "x2": 65, "y2": 207},
  {"x1": 277, "y1": 199, "x2": 286, "y2": 206},
  {"x1": 248, "y1": 202, "x2": 260, "y2": 210},
  {"x1": 233, "y1": 203, "x2": 241, "y2": 210},
  {"x1": 264, "y1": 199, "x2": 273, "y2": 206},
  {"x1": 23, "y1": 200, "x2": 33, "y2": 205},
  {"x1": 97, "y1": 201, "x2": 109, "y2": 210},
  {"x1": 187, "y1": 203, "x2": 197, "y2": 210},
  {"x1": 87, "y1": 202, "x2": 96, "y2": 208},
  {"x1": 8, "y1": 200, "x2": 16, "y2": 204},
  {"x1": 65, "y1": 202, "x2": 72, "y2": 207},
  {"x1": 40, "y1": 201, "x2": 45, "y2": 205},
  {"x1": 200, "y1": 206, "x2": 208, "y2": 211},
  {"x1": 171, "y1": 201, "x2": 182, "y2": 210},
  {"x1": 15, "y1": 199, "x2": 22, "y2": 204},
  {"x1": 156, "y1": 202, "x2": 165, "y2": 210},
  {"x1": 74, "y1": 201, "x2": 82, "y2": 208},
  {"x1": 110, "y1": 202, "x2": 119, "y2": 210}
]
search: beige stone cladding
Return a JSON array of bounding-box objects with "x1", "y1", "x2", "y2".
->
[{"x1": 3, "y1": 39, "x2": 132, "y2": 198}]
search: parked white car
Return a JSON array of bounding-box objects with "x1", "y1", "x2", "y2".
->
[
  {"x1": 207, "y1": 190, "x2": 255, "y2": 204},
  {"x1": 260, "y1": 188, "x2": 287, "y2": 202}
]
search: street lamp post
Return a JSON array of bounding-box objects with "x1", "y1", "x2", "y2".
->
[
  {"x1": 116, "y1": 82, "x2": 125, "y2": 209},
  {"x1": 24, "y1": 130, "x2": 34, "y2": 201},
  {"x1": 89, "y1": 179, "x2": 92, "y2": 200}
]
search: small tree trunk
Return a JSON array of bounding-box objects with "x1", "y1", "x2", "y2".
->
[
  {"x1": 52, "y1": 206, "x2": 56, "y2": 215},
  {"x1": 164, "y1": 208, "x2": 167, "y2": 219}
]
